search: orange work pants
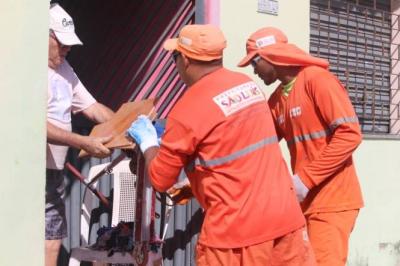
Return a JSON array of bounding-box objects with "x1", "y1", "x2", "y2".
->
[
  {"x1": 306, "y1": 209, "x2": 359, "y2": 266},
  {"x1": 196, "y1": 227, "x2": 316, "y2": 266}
]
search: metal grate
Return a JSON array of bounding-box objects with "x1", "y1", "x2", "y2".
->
[
  {"x1": 310, "y1": 0, "x2": 394, "y2": 134},
  {"x1": 117, "y1": 172, "x2": 137, "y2": 223}
]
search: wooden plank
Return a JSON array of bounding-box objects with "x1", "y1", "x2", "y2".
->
[{"x1": 79, "y1": 98, "x2": 157, "y2": 157}]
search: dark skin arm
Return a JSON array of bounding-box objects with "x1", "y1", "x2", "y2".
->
[
  {"x1": 142, "y1": 146, "x2": 193, "y2": 204},
  {"x1": 143, "y1": 146, "x2": 159, "y2": 174}
]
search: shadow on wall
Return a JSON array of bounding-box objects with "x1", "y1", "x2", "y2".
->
[
  {"x1": 349, "y1": 241, "x2": 400, "y2": 266},
  {"x1": 163, "y1": 208, "x2": 204, "y2": 260}
]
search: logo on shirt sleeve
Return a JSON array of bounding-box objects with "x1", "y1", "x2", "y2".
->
[{"x1": 213, "y1": 81, "x2": 266, "y2": 116}]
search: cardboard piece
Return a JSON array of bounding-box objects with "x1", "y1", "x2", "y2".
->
[{"x1": 79, "y1": 98, "x2": 157, "y2": 157}]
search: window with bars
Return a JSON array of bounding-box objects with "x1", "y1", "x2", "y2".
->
[{"x1": 310, "y1": 0, "x2": 400, "y2": 135}]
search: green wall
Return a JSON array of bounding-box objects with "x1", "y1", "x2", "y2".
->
[{"x1": 0, "y1": 1, "x2": 48, "y2": 265}]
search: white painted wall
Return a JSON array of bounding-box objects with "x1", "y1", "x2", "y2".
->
[
  {"x1": 347, "y1": 140, "x2": 400, "y2": 266},
  {"x1": 220, "y1": 1, "x2": 400, "y2": 265},
  {"x1": 0, "y1": 1, "x2": 48, "y2": 265}
]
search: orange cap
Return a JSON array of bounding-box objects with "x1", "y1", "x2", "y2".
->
[
  {"x1": 238, "y1": 27, "x2": 329, "y2": 69},
  {"x1": 163, "y1": 24, "x2": 226, "y2": 61},
  {"x1": 257, "y1": 44, "x2": 329, "y2": 68},
  {"x1": 238, "y1": 27, "x2": 288, "y2": 67}
]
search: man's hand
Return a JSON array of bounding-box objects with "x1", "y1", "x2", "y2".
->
[
  {"x1": 47, "y1": 122, "x2": 112, "y2": 158},
  {"x1": 292, "y1": 174, "x2": 309, "y2": 202},
  {"x1": 167, "y1": 178, "x2": 193, "y2": 205},
  {"x1": 80, "y1": 135, "x2": 112, "y2": 158},
  {"x1": 127, "y1": 115, "x2": 159, "y2": 153}
]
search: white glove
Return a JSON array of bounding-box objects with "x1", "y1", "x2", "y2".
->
[
  {"x1": 292, "y1": 174, "x2": 309, "y2": 202},
  {"x1": 169, "y1": 177, "x2": 190, "y2": 190},
  {"x1": 127, "y1": 115, "x2": 159, "y2": 153}
]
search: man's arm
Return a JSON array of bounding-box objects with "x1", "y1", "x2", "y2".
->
[
  {"x1": 47, "y1": 122, "x2": 112, "y2": 158},
  {"x1": 81, "y1": 102, "x2": 114, "y2": 123},
  {"x1": 297, "y1": 124, "x2": 361, "y2": 189},
  {"x1": 127, "y1": 116, "x2": 195, "y2": 192},
  {"x1": 143, "y1": 146, "x2": 159, "y2": 173},
  {"x1": 267, "y1": 90, "x2": 284, "y2": 141},
  {"x1": 296, "y1": 71, "x2": 362, "y2": 189},
  {"x1": 142, "y1": 146, "x2": 193, "y2": 203}
]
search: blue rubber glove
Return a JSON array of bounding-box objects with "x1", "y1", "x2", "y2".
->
[
  {"x1": 127, "y1": 115, "x2": 159, "y2": 153},
  {"x1": 153, "y1": 119, "x2": 166, "y2": 145}
]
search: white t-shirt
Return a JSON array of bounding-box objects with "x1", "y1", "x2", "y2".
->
[{"x1": 47, "y1": 60, "x2": 96, "y2": 169}]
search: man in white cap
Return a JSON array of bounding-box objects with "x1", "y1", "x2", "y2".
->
[{"x1": 46, "y1": 4, "x2": 114, "y2": 266}]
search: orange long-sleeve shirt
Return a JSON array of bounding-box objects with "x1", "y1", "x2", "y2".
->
[
  {"x1": 149, "y1": 68, "x2": 305, "y2": 248},
  {"x1": 268, "y1": 66, "x2": 364, "y2": 214}
]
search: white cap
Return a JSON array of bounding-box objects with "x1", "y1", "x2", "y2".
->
[{"x1": 49, "y1": 3, "x2": 83, "y2": 46}]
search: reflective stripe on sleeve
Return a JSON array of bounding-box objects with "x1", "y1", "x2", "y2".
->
[
  {"x1": 287, "y1": 129, "x2": 332, "y2": 146},
  {"x1": 287, "y1": 116, "x2": 359, "y2": 146},
  {"x1": 330, "y1": 116, "x2": 359, "y2": 130},
  {"x1": 185, "y1": 136, "x2": 278, "y2": 171}
]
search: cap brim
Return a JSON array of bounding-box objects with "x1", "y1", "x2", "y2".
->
[
  {"x1": 54, "y1": 31, "x2": 83, "y2": 46},
  {"x1": 237, "y1": 51, "x2": 258, "y2": 67},
  {"x1": 163, "y1": 38, "x2": 178, "y2": 51}
]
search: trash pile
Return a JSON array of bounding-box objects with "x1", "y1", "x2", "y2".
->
[{"x1": 91, "y1": 221, "x2": 134, "y2": 257}]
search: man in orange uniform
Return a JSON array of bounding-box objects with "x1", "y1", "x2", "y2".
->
[
  {"x1": 127, "y1": 24, "x2": 315, "y2": 265},
  {"x1": 238, "y1": 27, "x2": 364, "y2": 266}
]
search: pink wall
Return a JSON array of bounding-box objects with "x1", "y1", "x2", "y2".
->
[
  {"x1": 204, "y1": 0, "x2": 220, "y2": 25},
  {"x1": 391, "y1": 1, "x2": 400, "y2": 134}
]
